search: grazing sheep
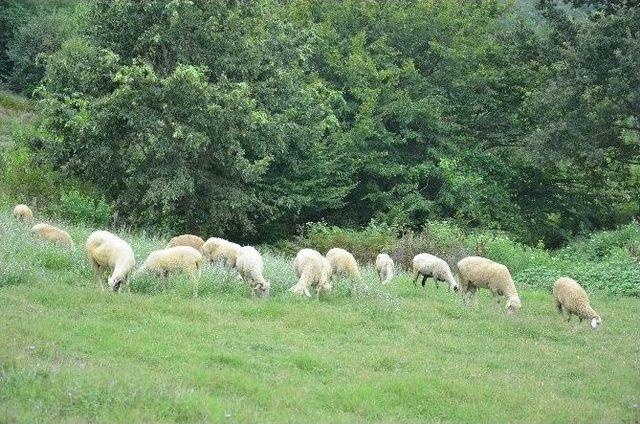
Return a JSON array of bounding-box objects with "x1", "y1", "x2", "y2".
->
[
  {"x1": 289, "y1": 248, "x2": 332, "y2": 297},
  {"x1": 137, "y1": 246, "x2": 203, "y2": 297},
  {"x1": 326, "y1": 247, "x2": 361, "y2": 279},
  {"x1": 553, "y1": 277, "x2": 602, "y2": 330},
  {"x1": 457, "y1": 256, "x2": 521, "y2": 315},
  {"x1": 375, "y1": 253, "x2": 394, "y2": 284},
  {"x1": 13, "y1": 204, "x2": 33, "y2": 222},
  {"x1": 167, "y1": 234, "x2": 205, "y2": 252},
  {"x1": 202, "y1": 237, "x2": 243, "y2": 269},
  {"x1": 86, "y1": 230, "x2": 135, "y2": 293},
  {"x1": 31, "y1": 223, "x2": 75, "y2": 248},
  {"x1": 235, "y1": 246, "x2": 270, "y2": 297},
  {"x1": 412, "y1": 253, "x2": 458, "y2": 291}
]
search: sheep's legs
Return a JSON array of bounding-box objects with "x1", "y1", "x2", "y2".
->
[
  {"x1": 412, "y1": 272, "x2": 419, "y2": 287},
  {"x1": 192, "y1": 277, "x2": 199, "y2": 298},
  {"x1": 421, "y1": 275, "x2": 427, "y2": 288},
  {"x1": 466, "y1": 287, "x2": 477, "y2": 307},
  {"x1": 555, "y1": 301, "x2": 563, "y2": 314},
  {"x1": 187, "y1": 266, "x2": 200, "y2": 297},
  {"x1": 93, "y1": 263, "x2": 105, "y2": 292},
  {"x1": 462, "y1": 291, "x2": 472, "y2": 307}
]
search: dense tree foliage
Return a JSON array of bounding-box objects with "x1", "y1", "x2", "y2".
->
[
  {"x1": 0, "y1": 0, "x2": 79, "y2": 92},
  {"x1": 3, "y1": 0, "x2": 638, "y2": 245}
]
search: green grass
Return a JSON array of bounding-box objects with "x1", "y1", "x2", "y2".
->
[{"x1": 1, "y1": 212, "x2": 639, "y2": 423}]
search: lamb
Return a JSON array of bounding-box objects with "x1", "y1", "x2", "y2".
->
[
  {"x1": 412, "y1": 253, "x2": 458, "y2": 291},
  {"x1": 553, "y1": 277, "x2": 602, "y2": 330},
  {"x1": 137, "y1": 246, "x2": 203, "y2": 297},
  {"x1": 202, "y1": 237, "x2": 243, "y2": 269},
  {"x1": 289, "y1": 248, "x2": 332, "y2": 297},
  {"x1": 166, "y1": 234, "x2": 205, "y2": 252},
  {"x1": 86, "y1": 230, "x2": 136, "y2": 293},
  {"x1": 326, "y1": 247, "x2": 361, "y2": 279},
  {"x1": 13, "y1": 204, "x2": 33, "y2": 222},
  {"x1": 235, "y1": 246, "x2": 270, "y2": 297},
  {"x1": 375, "y1": 253, "x2": 394, "y2": 284},
  {"x1": 31, "y1": 223, "x2": 75, "y2": 248},
  {"x1": 457, "y1": 256, "x2": 521, "y2": 315}
]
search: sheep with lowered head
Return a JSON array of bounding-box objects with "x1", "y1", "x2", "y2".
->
[
  {"x1": 553, "y1": 277, "x2": 602, "y2": 330},
  {"x1": 412, "y1": 253, "x2": 458, "y2": 291},
  {"x1": 289, "y1": 248, "x2": 332, "y2": 298},
  {"x1": 326, "y1": 247, "x2": 361, "y2": 279},
  {"x1": 375, "y1": 253, "x2": 394, "y2": 284},
  {"x1": 137, "y1": 245, "x2": 203, "y2": 296},
  {"x1": 202, "y1": 237, "x2": 243, "y2": 269},
  {"x1": 31, "y1": 223, "x2": 75, "y2": 248},
  {"x1": 167, "y1": 234, "x2": 205, "y2": 252},
  {"x1": 457, "y1": 256, "x2": 521, "y2": 315},
  {"x1": 235, "y1": 246, "x2": 270, "y2": 297},
  {"x1": 13, "y1": 204, "x2": 33, "y2": 222},
  {"x1": 86, "y1": 230, "x2": 135, "y2": 292}
]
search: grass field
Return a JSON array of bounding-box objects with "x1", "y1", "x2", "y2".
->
[{"x1": 1, "y1": 212, "x2": 639, "y2": 423}]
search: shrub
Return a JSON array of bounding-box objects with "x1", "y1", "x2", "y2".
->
[
  {"x1": 54, "y1": 190, "x2": 113, "y2": 227},
  {"x1": 0, "y1": 137, "x2": 58, "y2": 206},
  {"x1": 292, "y1": 220, "x2": 397, "y2": 264},
  {"x1": 391, "y1": 221, "x2": 474, "y2": 270},
  {"x1": 559, "y1": 223, "x2": 640, "y2": 261}
]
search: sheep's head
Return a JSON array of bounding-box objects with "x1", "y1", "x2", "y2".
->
[
  {"x1": 590, "y1": 316, "x2": 602, "y2": 330},
  {"x1": 289, "y1": 285, "x2": 310, "y2": 297},
  {"x1": 253, "y1": 282, "x2": 270, "y2": 298},
  {"x1": 506, "y1": 296, "x2": 521, "y2": 315},
  {"x1": 108, "y1": 276, "x2": 123, "y2": 293},
  {"x1": 449, "y1": 278, "x2": 459, "y2": 292}
]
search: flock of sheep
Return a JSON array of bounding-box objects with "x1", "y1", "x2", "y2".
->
[{"x1": 12, "y1": 203, "x2": 603, "y2": 330}]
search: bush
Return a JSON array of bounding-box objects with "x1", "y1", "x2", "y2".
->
[
  {"x1": 559, "y1": 223, "x2": 640, "y2": 261},
  {"x1": 0, "y1": 136, "x2": 58, "y2": 206},
  {"x1": 286, "y1": 220, "x2": 474, "y2": 269},
  {"x1": 289, "y1": 221, "x2": 397, "y2": 264},
  {"x1": 54, "y1": 190, "x2": 113, "y2": 227},
  {"x1": 391, "y1": 221, "x2": 474, "y2": 270}
]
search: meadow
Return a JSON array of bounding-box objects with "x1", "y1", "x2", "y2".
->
[{"x1": 1, "y1": 211, "x2": 639, "y2": 423}]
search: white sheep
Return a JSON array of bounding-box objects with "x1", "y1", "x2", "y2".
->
[
  {"x1": 13, "y1": 204, "x2": 33, "y2": 222},
  {"x1": 166, "y1": 234, "x2": 205, "y2": 252},
  {"x1": 137, "y1": 245, "x2": 203, "y2": 297},
  {"x1": 553, "y1": 277, "x2": 602, "y2": 330},
  {"x1": 326, "y1": 247, "x2": 361, "y2": 279},
  {"x1": 31, "y1": 223, "x2": 75, "y2": 248},
  {"x1": 457, "y1": 256, "x2": 521, "y2": 315},
  {"x1": 289, "y1": 248, "x2": 332, "y2": 297},
  {"x1": 235, "y1": 246, "x2": 270, "y2": 297},
  {"x1": 412, "y1": 253, "x2": 458, "y2": 291},
  {"x1": 202, "y1": 237, "x2": 243, "y2": 269},
  {"x1": 86, "y1": 230, "x2": 136, "y2": 293},
  {"x1": 375, "y1": 253, "x2": 394, "y2": 284}
]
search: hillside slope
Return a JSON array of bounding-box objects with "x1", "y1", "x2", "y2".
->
[{"x1": 1, "y1": 212, "x2": 639, "y2": 423}]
